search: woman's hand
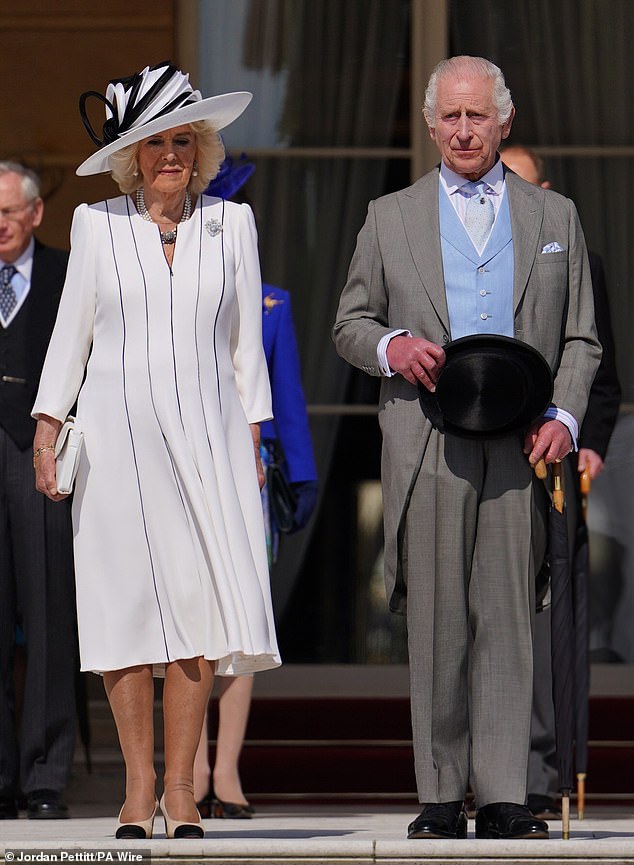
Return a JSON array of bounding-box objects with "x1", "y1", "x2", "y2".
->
[
  {"x1": 250, "y1": 423, "x2": 265, "y2": 490},
  {"x1": 33, "y1": 415, "x2": 69, "y2": 501}
]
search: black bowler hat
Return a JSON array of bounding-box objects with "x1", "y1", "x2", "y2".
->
[{"x1": 418, "y1": 334, "x2": 554, "y2": 438}]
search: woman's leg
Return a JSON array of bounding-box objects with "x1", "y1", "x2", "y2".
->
[
  {"x1": 213, "y1": 674, "x2": 254, "y2": 805},
  {"x1": 193, "y1": 706, "x2": 211, "y2": 802},
  {"x1": 103, "y1": 665, "x2": 156, "y2": 822},
  {"x1": 163, "y1": 656, "x2": 214, "y2": 822}
]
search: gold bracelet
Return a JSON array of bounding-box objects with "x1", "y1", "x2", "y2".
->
[{"x1": 33, "y1": 444, "x2": 56, "y2": 466}]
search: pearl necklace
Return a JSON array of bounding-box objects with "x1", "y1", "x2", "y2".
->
[{"x1": 136, "y1": 188, "x2": 192, "y2": 244}]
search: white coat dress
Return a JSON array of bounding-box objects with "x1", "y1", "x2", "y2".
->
[{"x1": 32, "y1": 194, "x2": 281, "y2": 677}]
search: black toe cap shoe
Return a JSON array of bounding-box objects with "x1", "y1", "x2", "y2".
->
[
  {"x1": 407, "y1": 801, "x2": 468, "y2": 839},
  {"x1": 475, "y1": 802, "x2": 548, "y2": 839},
  {"x1": 0, "y1": 796, "x2": 18, "y2": 819},
  {"x1": 27, "y1": 790, "x2": 70, "y2": 820}
]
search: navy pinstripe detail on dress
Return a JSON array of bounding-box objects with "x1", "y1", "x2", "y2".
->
[{"x1": 111, "y1": 197, "x2": 170, "y2": 661}]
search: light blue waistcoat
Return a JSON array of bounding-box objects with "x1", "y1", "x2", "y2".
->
[{"x1": 439, "y1": 184, "x2": 515, "y2": 340}]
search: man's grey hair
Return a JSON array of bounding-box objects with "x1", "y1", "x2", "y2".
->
[
  {"x1": 0, "y1": 161, "x2": 41, "y2": 202},
  {"x1": 423, "y1": 56, "x2": 514, "y2": 126}
]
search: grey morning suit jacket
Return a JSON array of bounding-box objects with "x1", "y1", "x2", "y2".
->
[{"x1": 333, "y1": 166, "x2": 602, "y2": 613}]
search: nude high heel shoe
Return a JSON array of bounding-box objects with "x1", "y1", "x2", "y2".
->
[
  {"x1": 160, "y1": 793, "x2": 204, "y2": 839},
  {"x1": 115, "y1": 798, "x2": 158, "y2": 839}
]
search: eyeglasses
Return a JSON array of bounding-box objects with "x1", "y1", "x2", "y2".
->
[{"x1": 0, "y1": 201, "x2": 36, "y2": 221}]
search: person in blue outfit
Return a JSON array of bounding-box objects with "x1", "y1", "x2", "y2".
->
[
  {"x1": 193, "y1": 154, "x2": 318, "y2": 817},
  {"x1": 260, "y1": 281, "x2": 319, "y2": 561}
]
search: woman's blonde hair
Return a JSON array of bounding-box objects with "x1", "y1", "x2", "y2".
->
[{"x1": 109, "y1": 120, "x2": 225, "y2": 195}]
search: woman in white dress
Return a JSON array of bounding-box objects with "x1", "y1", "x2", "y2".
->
[{"x1": 32, "y1": 63, "x2": 280, "y2": 840}]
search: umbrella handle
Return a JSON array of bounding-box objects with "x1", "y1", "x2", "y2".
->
[
  {"x1": 577, "y1": 772, "x2": 586, "y2": 820},
  {"x1": 580, "y1": 469, "x2": 591, "y2": 496},
  {"x1": 561, "y1": 792, "x2": 571, "y2": 839},
  {"x1": 533, "y1": 458, "x2": 564, "y2": 511},
  {"x1": 552, "y1": 461, "x2": 565, "y2": 514},
  {"x1": 580, "y1": 469, "x2": 591, "y2": 522}
]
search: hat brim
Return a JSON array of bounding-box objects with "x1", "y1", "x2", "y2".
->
[
  {"x1": 419, "y1": 334, "x2": 554, "y2": 439},
  {"x1": 76, "y1": 91, "x2": 252, "y2": 176}
]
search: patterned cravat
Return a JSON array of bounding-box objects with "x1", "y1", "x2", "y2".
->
[
  {"x1": 0, "y1": 265, "x2": 18, "y2": 322},
  {"x1": 464, "y1": 181, "x2": 494, "y2": 251}
]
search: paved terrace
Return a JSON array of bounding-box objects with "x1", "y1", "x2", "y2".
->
[{"x1": 1, "y1": 804, "x2": 634, "y2": 865}]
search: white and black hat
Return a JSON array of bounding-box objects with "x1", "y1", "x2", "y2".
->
[{"x1": 77, "y1": 62, "x2": 252, "y2": 176}]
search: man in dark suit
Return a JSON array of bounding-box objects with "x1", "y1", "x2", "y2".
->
[
  {"x1": 0, "y1": 162, "x2": 76, "y2": 819},
  {"x1": 334, "y1": 56, "x2": 601, "y2": 841},
  {"x1": 501, "y1": 144, "x2": 622, "y2": 819}
]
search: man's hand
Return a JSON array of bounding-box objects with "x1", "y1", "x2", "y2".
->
[
  {"x1": 524, "y1": 418, "x2": 573, "y2": 468},
  {"x1": 386, "y1": 335, "x2": 446, "y2": 390},
  {"x1": 578, "y1": 447, "x2": 604, "y2": 481}
]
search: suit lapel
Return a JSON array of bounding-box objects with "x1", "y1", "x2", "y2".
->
[
  {"x1": 397, "y1": 168, "x2": 545, "y2": 330},
  {"x1": 505, "y1": 170, "x2": 544, "y2": 313},
  {"x1": 398, "y1": 169, "x2": 450, "y2": 331}
]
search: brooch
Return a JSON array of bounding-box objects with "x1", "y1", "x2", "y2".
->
[
  {"x1": 205, "y1": 219, "x2": 223, "y2": 237},
  {"x1": 263, "y1": 293, "x2": 284, "y2": 315}
]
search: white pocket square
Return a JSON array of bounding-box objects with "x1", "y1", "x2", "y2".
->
[{"x1": 541, "y1": 242, "x2": 565, "y2": 254}]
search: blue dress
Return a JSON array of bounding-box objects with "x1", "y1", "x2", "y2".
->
[{"x1": 259, "y1": 284, "x2": 317, "y2": 562}]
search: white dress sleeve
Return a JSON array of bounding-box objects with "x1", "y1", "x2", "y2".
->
[
  {"x1": 32, "y1": 203, "x2": 97, "y2": 421},
  {"x1": 230, "y1": 202, "x2": 272, "y2": 424}
]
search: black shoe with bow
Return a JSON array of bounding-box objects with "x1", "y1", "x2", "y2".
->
[
  {"x1": 475, "y1": 802, "x2": 548, "y2": 839},
  {"x1": 407, "y1": 801, "x2": 468, "y2": 839}
]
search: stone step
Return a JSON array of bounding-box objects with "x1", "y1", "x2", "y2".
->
[{"x1": 4, "y1": 806, "x2": 634, "y2": 863}]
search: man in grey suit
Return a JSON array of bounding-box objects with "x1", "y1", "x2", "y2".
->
[{"x1": 333, "y1": 56, "x2": 601, "y2": 840}]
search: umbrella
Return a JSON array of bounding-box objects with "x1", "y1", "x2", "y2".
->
[
  {"x1": 536, "y1": 458, "x2": 575, "y2": 839},
  {"x1": 573, "y1": 468, "x2": 592, "y2": 819}
]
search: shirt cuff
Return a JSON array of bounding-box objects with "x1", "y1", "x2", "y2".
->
[
  {"x1": 377, "y1": 329, "x2": 411, "y2": 376},
  {"x1": 543, "y1": 406, "x2": 579, "y2": 451}
]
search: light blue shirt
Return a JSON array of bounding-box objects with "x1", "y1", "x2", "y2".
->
[{"x1": 439, "y1": 159, "x2": 506, "y2": 224}]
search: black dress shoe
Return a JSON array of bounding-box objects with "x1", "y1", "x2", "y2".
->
[
  {"x1": 407, "y1": 801, "x2": 468, "y2": 839},
  {"x1": 212, "y1": 796, "x2": 253, "y2": 819},
  {"x1": 527, "y1": 793, "x2": 562, "y2": 820},
  {"x1": 475, "y1": 802, "x2": 548, "y2": 839},
  {"x1": 197, "y1": 790, "x2": 255, "y2": 819},
  {"x1": 27, "y1": 789, "x2": 70, "y2": 820},
  {"x1": 0, "y1": 796, "x2": 18, "y2": 819}
]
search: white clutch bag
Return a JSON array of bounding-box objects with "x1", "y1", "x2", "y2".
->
[{"x1": 55, "y1": 416, "x2": 84, "y2": 494}]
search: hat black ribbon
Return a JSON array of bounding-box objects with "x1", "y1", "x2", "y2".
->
[{"x1": 79, "y1": 61, "x2": 198, "y2": 148}]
